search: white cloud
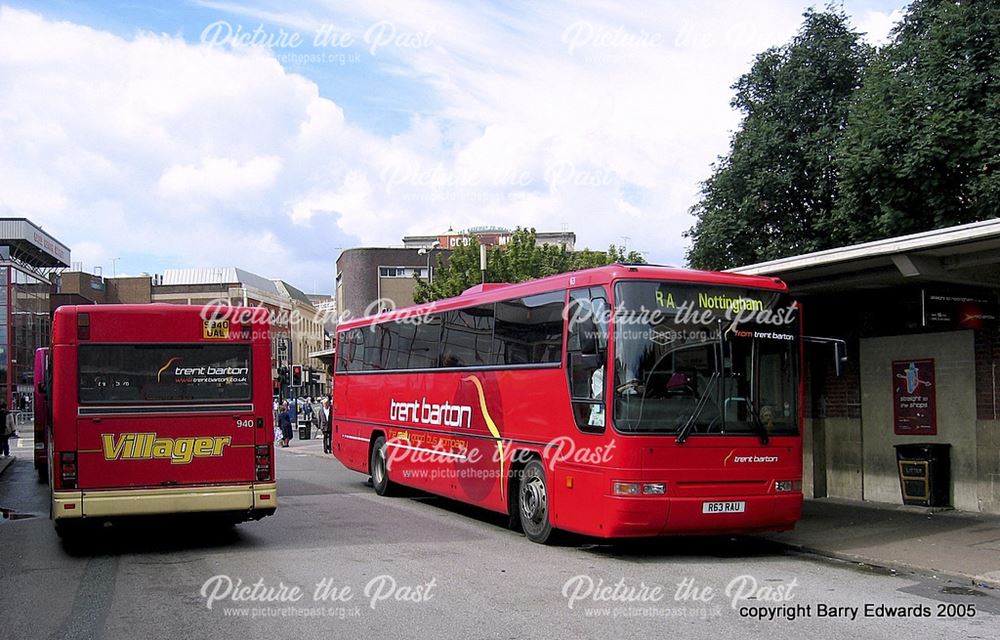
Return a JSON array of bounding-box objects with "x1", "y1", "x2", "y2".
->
[
  {"x1": 0, "y1": 5, "x2": 353, "y2": 286},
  {"x1": 0, "y1": 2, "x2": 908, "y2": 289},
  {"x1": 158, "y1": 156, "x2": 283, "y2": 201},
  {"x1": 70, "y1": 240, "x2": 111, "y2": 273},
  {"x1": 856, "y1": 9, "x2": 904, "y2": 46}
]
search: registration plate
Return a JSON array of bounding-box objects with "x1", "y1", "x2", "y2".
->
[{"x1": 702, "y1": 501, "x2": 746, "y2": 514}]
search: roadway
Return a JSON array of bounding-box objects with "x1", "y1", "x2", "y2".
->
[{"x1": 1, "y1": 433, "x2": 997, "y2": 639}]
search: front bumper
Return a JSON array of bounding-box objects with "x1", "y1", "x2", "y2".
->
[{"x1": 600, "y1": 492, "x2": 803, "y2": 538}]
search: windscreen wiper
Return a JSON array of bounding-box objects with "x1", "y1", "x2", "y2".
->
[
  {"x1": 743, "y1": 396, "x2": 769, "y2": 445},
  {"x1": 676, "y1": 371, "x2": 719, "y2": 444}
]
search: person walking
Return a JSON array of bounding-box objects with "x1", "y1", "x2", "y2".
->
[
  {"x1": 277, "y1": 402, "x2": 293, "y2": 448},
  {"x1": 1, "y1": 401, "x2": 13, "y2": 457},
  {"x1": 319, "y1": 396, "x2": 333, "y2": 454},
  {"x1": 301, "y1": 397, "x2": 315, "y2": 436}
]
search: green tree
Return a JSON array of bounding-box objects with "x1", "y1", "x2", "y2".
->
[
  {"x1": 686, "y1": 8, "x2": 871, "y2": 270},
  {"x1": 831, "y1": 0, "x2": 1000, "y2": 243},
  {"x1": 413, "y1": 228, "x2": 644, "y2": 303}
]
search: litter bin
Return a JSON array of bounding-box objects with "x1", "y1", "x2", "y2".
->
[
  {"x1": 894, "y1": 443, "x2": 950, "y2": 507},
  {"x1": 298, "y1": 418, "x2": 312, "y2": 440}
]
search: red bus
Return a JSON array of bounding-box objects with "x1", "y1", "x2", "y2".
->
[
  {"x1": 34, "y1": 347, "x2": 50, "y2": 483},
  {"x1": 49, "y1": 304, "x2": 277, "y2": 535},
  {"x1": 332, "y1": 264, "x2": 803, "y2": 543}
]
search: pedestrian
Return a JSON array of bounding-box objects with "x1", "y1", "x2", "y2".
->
[
  {"x1": 319, "y1": 396, "x2": 333, "y2": 454},
  {"x1": 277, "y1": 402, "x2": 293, "y2": 448},
  {"x1": 301, "y1": 397, "x2": 315, "y2": 436},
  {"x1": 1, "y1": 401, "x2": 13, "y2": 457}
]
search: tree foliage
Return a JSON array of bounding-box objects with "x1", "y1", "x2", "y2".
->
[
  {"x1": 830, "y1": 0, "x2": 1000, "y2": 243},
  {"x1": 413, "y1": 228, "x2": 645, "y2": 303},
  {"x1": 687, "y1": 2, "x2": 1000, "y2": 269},
  {"x1": 686, "y1": 8, "x2": 871, "y2": 270}
]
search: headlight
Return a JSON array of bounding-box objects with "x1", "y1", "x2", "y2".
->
[{"x1": 775, "y1": 480, "x2": 801, "y2": 492}]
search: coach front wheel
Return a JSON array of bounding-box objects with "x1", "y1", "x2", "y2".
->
[
  {"x1": 370, "y1": 436, "x2": 398, "y2": 497},
  {"x1": 518, "y1": 459, "x2": 554, "y2": 544}
]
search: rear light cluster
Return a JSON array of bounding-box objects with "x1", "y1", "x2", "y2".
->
[
  {"x1": 60, "y1": 452, "x2": 78, "y2": 489},
  {"x1": 775, "y1": 480, "x2": 802, "y2": 492},
  {"x1": 255, "y1": 444, "x2": 272, "y2": 481},
  {"x1": 613, "y1": 481, "x2": 666, "y2": 496},
  {"x1": 77, "y1": 313, "x2": 90, "y2": 340}
]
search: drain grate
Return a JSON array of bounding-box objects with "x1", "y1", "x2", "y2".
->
[{"x1": 0, "y1": 507, "x2": 38, "y2": 521}]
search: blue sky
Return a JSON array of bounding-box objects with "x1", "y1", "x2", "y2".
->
[{"x1": 0, "y1": 1, "x2": 909, "y2": 292}]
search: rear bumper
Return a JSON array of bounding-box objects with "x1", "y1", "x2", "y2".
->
[
  {"x1": 52, "y1": 482, "x2": 278, "y2": 520},
  {"x1": 599, "y1": 492, "x2": 802, "y2": 538}
]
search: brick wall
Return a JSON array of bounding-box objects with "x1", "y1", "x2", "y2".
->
[
  {"x1": 975, "y1": 323, "x2": 999, "y2": 420},
  {"x1": 806, "y1": 348, "x2": 862, "y2": 420},
  {"x1": 106, "y1": 276, "x2": 152, "y2": 304}
]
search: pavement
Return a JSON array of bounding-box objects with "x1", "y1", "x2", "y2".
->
[
  {"x1": 0, "y1": 431, "x2": 29, "y2": 476},
  {"x1": 0, "y1": 453, "x2": 13, "y2": 477},
  {"x1": 765, "y1": 498, "x2": 1000, "y2": 589},
  {"x1": 6, "y1": 430, "x2": 1000, "y2": 591}
]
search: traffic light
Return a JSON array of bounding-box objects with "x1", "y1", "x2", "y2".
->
[
  {"x1": 291, "y1": 364, "x2": 303, "y2": 387},
  {"x1": 278, "y1": 366, "x2": 289, "y2": 386}
]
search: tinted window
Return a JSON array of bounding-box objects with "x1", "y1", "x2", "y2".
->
[
  {"x1": 363, "y1": 325, "x2": 392, "y2": 370},
  {"x1": 336, "y1": 331, "x2": 349, "y2": 371},
  {"x1": 343, "y1": 329, "x2": 365, "y2": 372},
  {"x1": 79, "y1": 344, "x2": 251, "y2": 404},
  {"x1": 567, "y1": 287, "x2": 609, "y2": 432},
  {"x1": 377, "y1": 315, "x2": 442, "y2": 370},
  {"x1": 407, "y1": 315, "x2": 442, "y2": 369},
  {"x1": 377, "y1": 322, "x2": 403, "y2": 370},
  {"x1": 494, "y1": 291, "x2": 565, "y2": 365},
  {"x1": 440, "y1": 305, "x2": 495, "y2": 367}
]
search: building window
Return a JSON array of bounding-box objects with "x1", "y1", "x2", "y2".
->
[{"x1": 379, "y1": 266, "x2": 429, "y2": 279}]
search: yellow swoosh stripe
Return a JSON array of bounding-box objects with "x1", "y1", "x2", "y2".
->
[
  {"x1": 463, "y1": 375, "x2": 505, "y2": 501},
  {"x1": 157, "y1": 357, "x2": 181, "y2": 382}
]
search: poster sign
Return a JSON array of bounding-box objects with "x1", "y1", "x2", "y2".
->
[
  {"x1": 923, "y1": 290, "x2": 996, "y2": 330},
  {"x1": 892, "y1": 359, "x2": 937, "y2": 435}
]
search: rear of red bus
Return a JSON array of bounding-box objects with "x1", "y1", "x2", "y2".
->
[
  {"x1": 34, "y1": 347, "x2": 50, "y2": 483},
  {"x1": 49, "y1": 305, "x2": 277, "y2": 533}
]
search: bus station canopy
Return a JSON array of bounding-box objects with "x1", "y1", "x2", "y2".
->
[
  {"x1": 0, "y1": 217, "x2": 71, "y2": 268},
  {"x1": 730, "y1": 218, "x2": 1000, "y2": 294}
]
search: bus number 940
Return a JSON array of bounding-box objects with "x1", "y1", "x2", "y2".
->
[{"x1": 235, "y1": 418, "x2": 255, "y2": 429}]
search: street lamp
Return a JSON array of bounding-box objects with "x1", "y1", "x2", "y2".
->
[{"x1": 417, "y1": 240, "x2": 440, "y2": 284}]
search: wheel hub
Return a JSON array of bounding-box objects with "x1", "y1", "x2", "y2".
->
[{"x1": 521, "y1": 476, "x2": 546, "y2": 523}]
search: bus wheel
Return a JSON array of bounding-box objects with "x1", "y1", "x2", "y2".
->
[
  {"x1": 518, "y1": 459, "x2": 553, "y2": 544},
  {"x1": 370, "y1": 436, "x2": 397, "y2": 497}
]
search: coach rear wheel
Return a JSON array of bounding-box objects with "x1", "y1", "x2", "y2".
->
[
  {"x1": 519, "y1": 459, "x2": 554, "y2": 544},
  {"x1": 370, "y1": 436, "x2": 397, "y2": 497}
]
